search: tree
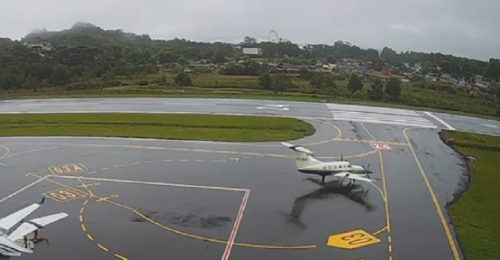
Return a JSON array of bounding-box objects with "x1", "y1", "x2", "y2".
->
[
  {"x1": 347, "y1": 74, "x2": 363, "y2": 94},
  {"x1": 369, "y1": 78, "x2": 384, "y2": 100},
  {"x1": 272, "y1": 76, "x2": 294, "y2": 94},
  {"x1": 385, "y1": 77, "x2": 402, "y2": 99},
  {"x1": 310, "y1": 73, "x2": 324, "y2": 88},
  {"x1": 243, "y1": 36, "x2": 257, "y2": 45},
  {"x1": 174, "y1": 72, "x2": 192, "y2": 86},
  {"x1": 258, "y1": 72, "x2": 272, "y2": 89}
]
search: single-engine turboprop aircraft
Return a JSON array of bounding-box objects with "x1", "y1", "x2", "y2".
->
[
  {"x1": 0, "y1": 198, "x2": 68, "y2": 257},
  {"x1": 282, "y1": 142, "x2": 374, "y2": 185}
]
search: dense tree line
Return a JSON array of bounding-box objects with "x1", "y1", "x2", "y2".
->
[{"x1": 1, "y1": 22, "x2": 499, "y2": 92}]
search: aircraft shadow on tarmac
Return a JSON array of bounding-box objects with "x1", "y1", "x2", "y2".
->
[{"x1": 287, "y1": 178, "x2": 376, "y2": 229}]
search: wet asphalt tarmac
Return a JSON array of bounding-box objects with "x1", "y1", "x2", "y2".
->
[{"x1": 0, "y1": 98, "x2": 497, "y2": 259}]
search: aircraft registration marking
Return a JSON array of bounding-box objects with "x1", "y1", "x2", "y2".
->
[
  {"x1": 327, "y1": 229, "x2": 381, "y2": 249},
  {"x1": 48, "y1": 163, "x2": 88, "y2": 174},
  {"x1": 370, "y1": 142, "x2": 392, "y2": 150},
  {"x1": 43, "y1": 187, "x2": 86, "y2": 202}
]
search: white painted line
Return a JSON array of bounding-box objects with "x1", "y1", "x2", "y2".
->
[
  {"x1": 424, "y1": 112, "x2": 456, "y2": 130},
  {"x1": 327, "y1": 103, "x2": 419, "y2": 116},
  {"x1": 332, "y1": 116, "x2": 437, "y2": 128},
  {"x1": 0, "y1": 174, "x2": 49, "y2": 204},
  {"x1": 331, "y1": 111, "x2": 432, "y2": 123},
  {"x1": 50, "y1": 175, "x2": 248, "y2": 192},
  {"x1": 333, "y1": 116, "x2": 435, "y2": 126},
  {"x1": 221, "y1": 190, "x2": 250, "y2": 260}
]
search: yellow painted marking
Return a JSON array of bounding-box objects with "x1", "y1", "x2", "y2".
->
[
  {"x1": 299, "y1": 121, "x2": 342, "y2": 146},
  {"x1": 388, "y1": 245, "x2": 392, "y2": 252},
  {"x1": 80, "y1": 207, "x2": 84, "y2": 214},
  {"x1": 81, "y1": 224, "x2": 87, "y2": 232},
  {"x1": 87, "y1": 234, "x2": 94, "y2": 241},
  {"x1": 403, "y1": 128, "x2": 461, "y2": 260},
  {"x1": 361, "y1": 122, "x2": 376, "y2": 140},
  {"x1": 388, "y1": 236, "x2": 392, "y2": 243},
  {"x1": 43, "y1": 188, "x2": 86, "y2": 202},
  {"x1": 103, "y1": 198, "x2": 316, "y2": 249},
  {"x1": 378, "y1": 151, "x2": 393, "y2": 260},
  {"x1": 317, "y1": 148, "x2": 378, "y2": 160},
  {"x1": 97, "y1": 243, "x2": 109, "y2": 252},
  {"x1": 114, "y1": 253, "x2": 128, "y2": 260},
  {"x1": 77, "y1": 178, "x2": 95, "y2": 198},
  {"x1": 334, "y1": 138, "x2": 408, "y2": 146},
  {"x1": 76, "y1": 182, "x2": 100, "y2": 188},
  {"x1": 372, "y1": 226, "x2": 388, "y2": 236},
  {"x1": 79, "y1": 215, "x2": 83, "y2": 222},
  {"x1": 96, "y1": 195, "x2": 118, "y2": 202},
  {"x1": 327, "y1": 229, "x2": 381, "y2": 249},
  {"x1": 49, "y1": 163, "x2": 88, "y2": 175}
]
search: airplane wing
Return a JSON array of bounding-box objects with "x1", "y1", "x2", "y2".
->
[
  {"x1": 0, "y1": 199, "x2": 45, "y2": 232},
  {"x1": 281, "y1": 142, "x2": 314, "y2": 155},
  {"x1": 7, "y1": 212, "x2": 68, "y2": 241},
  {"x1": 334, "y1": 172, "x2": 373, "y2": 183}
]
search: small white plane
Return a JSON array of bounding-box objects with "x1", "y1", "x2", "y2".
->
[
  {"x1": 0, "y1": 198, "x2": 68, "y2": 257},
  {"x1": 282, "y1": 142, "x2": 374, "y2": 185}
]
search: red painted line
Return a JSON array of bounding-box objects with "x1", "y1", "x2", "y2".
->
[{"x1": 221, "y1": 190, "x2": 251, "y2": 260}]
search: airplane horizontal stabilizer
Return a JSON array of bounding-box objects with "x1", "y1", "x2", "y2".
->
[
  {"x1": 281, "y1": 142, "x2": 314, "y2": 155},
  {"x1": 0, "y1": 203, "x2": 41, "y2": 232},
  {"x1": 7, "y1": 213, "x2": 68, "y2": 241}
]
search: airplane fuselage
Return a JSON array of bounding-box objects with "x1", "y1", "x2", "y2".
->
[
  {"x1": 0, "y1": 235, "x2": 32, "y2": 257},
  {"x1": 297, "y1": 161, "x2": 368, "y2": 176}
]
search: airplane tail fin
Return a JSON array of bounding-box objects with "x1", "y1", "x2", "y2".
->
[{"x1": 281, "y1": 142, "x2": 321, "y2": 168}]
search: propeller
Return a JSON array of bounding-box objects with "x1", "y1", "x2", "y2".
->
[{"x1": 362, "y1": 163, "x2": 373, "y2": 177}]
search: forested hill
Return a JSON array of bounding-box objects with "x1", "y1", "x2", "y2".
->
[
  {"x1": 23, "y1": 22, "x2": 155, "y2": 48},
  {"x1": 0, "y1": 22, "x2": 498, "y2": 93}
]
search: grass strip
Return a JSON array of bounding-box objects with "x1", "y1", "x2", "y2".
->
[
  {"x1": 0, "y1": 113, "x2": 314, "y2": 142},
  {"x1": 441, "y1": 130, "x2": 500, "y2": 260}
]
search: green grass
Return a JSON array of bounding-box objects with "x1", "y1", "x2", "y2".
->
[
  {"x1": 0, "y1": 113, "x2": 315, "y2": 142},
  {"x1": 441, "y1": 130, "x2": 500, "y2": 260}
]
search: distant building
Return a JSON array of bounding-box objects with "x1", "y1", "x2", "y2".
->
[{"x1": 242, "y1": 47, "x2": 262, "y2": 56}]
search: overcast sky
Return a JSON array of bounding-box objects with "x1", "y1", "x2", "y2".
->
[{"x1": 1, "y1": 0, "x2": 498, "y2": 61}]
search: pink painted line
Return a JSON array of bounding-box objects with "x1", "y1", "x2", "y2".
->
[{"x1": 221, "y1": 189, "x2": 251, "y2": 260}]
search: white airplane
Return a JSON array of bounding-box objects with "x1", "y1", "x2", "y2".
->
[
  {"x1": 282, "y1": 142, "x2": 374, "y2": 185},
  {"x1": 0, "y1": 198, "x2": 68, "y2": 257}
]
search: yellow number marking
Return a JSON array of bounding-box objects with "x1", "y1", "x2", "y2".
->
[
  {"x1": 49, "y1": 163, "x2": 88, "y2": 175},
  {"x1": 327, "y1": 229, "x2": 381, "y2": 249},
  {"x1": 43, "y1": 188, "x2": 86, "y2": 202}
]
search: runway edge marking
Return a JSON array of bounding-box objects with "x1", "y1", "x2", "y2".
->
[
  {"x1": 403, "y1": 128, "x2": 461, "y2": 260},
  {"x1": 423, "y1": 112, "x2": 456, "y2": 131}
]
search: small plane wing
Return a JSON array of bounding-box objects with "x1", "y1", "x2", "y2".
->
[
  {"x1": 7, "y1": 212, "x2": 68, "y2": 241},
  {"x1": 281, "y1": 142, "x2": 314, "y2": 155},
  {"x1": 0, "y1": 198, "x2": 45, "y2": 232},
  {"x1": 334, "y1": 172, "x2": 373, "y2": 183}
]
